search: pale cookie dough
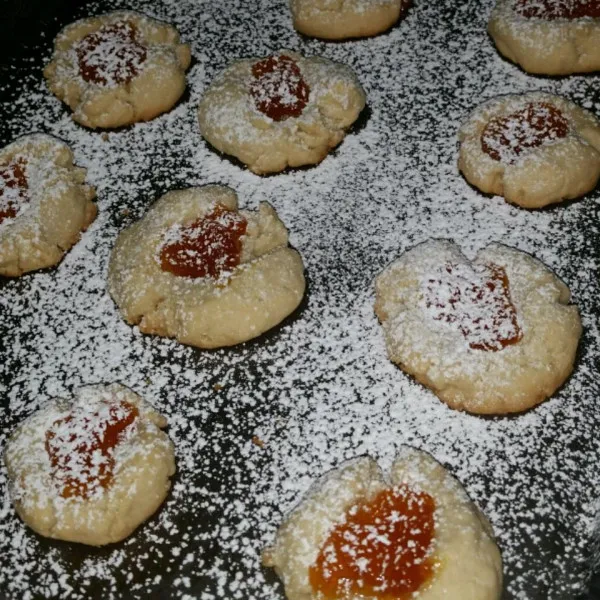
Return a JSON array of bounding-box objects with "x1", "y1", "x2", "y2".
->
[
  {"x1": 4, "y1": 383, "x2": 175, "y2": 546},
  {"x1": 108, "y1": 185, "x2": 306, "y2": 348},
  {"x1": 0, "y1": 134, "x2": 96, "y2": 277},
  {"x1": 263, "y1": 447, "x2": 502, "y2": 600},
  {"x1": 458, "y1": 92, "x2": 600, "y2": 208},
  {"x1": 44, "y1": 10, "x2": 191, "y2": 129},
  {"x1": 197, "y1": 51, "x2": 366, "y2": 174},
  {"x1": 290, "y1": 0, "x2": 409, "y2": 39},
  {"x1": 488, "y1": 0, "x2": 600, "y2": 75},
  {"x1": 374, "y1": 239, "x2": 581, "y2": 414}
]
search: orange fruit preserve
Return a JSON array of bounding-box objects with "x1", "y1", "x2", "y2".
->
[
  {"x1": 45, "y1": 401, "x2": 139, "y2": 499},
  {"x1": 160, "y1": 205, "x2": 247, "y2": 279},
  {"x1": 309, "y1": 485, "x2": 436, "y2": 599},
  {"x1": 0, "y1": 160, "x2": 28, "y2": 223}
]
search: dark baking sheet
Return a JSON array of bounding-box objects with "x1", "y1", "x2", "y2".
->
[{"x1": 1, "y1": 1, "x2": 600, "y2": 599}]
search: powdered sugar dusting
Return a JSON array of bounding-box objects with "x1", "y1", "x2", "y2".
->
[
  {"x1": 75, "y1": 21, "x2": 147, "y2": 87},
  {"x1": 1, "y1": 0, "x2": 600, "y2": 598},
  {"x1": 422, "y1": 261, "x2": 522, "y2": 352}
]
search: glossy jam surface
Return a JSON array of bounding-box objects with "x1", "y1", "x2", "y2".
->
[
  {"x1": 481, "y1": 102, "x2": 569, "y2": 163},
  {"x1": 76, "y1": 21, "x2": 147, "y2": 86},
  {"x1": 309, "y1": 486, "x2": 436, "y2": 599},
  {"x1": 160, "y1": 205, "x2": 248, "y2": 279},
  {"x1": 45, "y1": 401, "x2": 138, "y2": 498},
  {"x1": 515, "y1": 0, "x2": 600, "y2": 19},
  {"x1": 425, "y1": 262, "x2": 522, "y2": 351},
  {"x1": 0, "y1": 159, "x2": 28, "y2": 224},
  {"x1": 250, "y1": 55, "x2": 310, "y2": 121}
]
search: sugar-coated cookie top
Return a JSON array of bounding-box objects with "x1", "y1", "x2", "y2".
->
[
  {"x1": 200, "y1": 51, "x2": 365, "y2": 144},
  {"x1": 51, "y1": 10, "x2": 186, "y2": 89},
  {"x1": 264, "y1": 448, "x2": 502, "y2": 600},
  {"x1": 0, "y1": 135, "x2": 72, "y2": 229},
  {"x1": 5, "y1": 383, "x2": 170, "y2": 508},
  {"x1": 377, "y1": 240, "x2": 564, "y2": 369}
]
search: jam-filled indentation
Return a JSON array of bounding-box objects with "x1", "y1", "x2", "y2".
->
[
  {"x1": 425, "y1": 262, "x2": 522, "y2": 351},
  {"x1": 160, "y1": 205, "x2": 248, "y2": 279},
  {"x1": 250, "y1": 55, "x2": 310, "y2": 121},
  {"x1": 76, "y1": 21, "x2": 147, "y2": 86},
  {"x1": 309, "y1": 486, "x2": 436, "y2": 599},
  {"x1": 0, "y1": 159, "x2": 28, "y2": 224},
  {"x1": 515, "y1": 0, "x2": 600, "y2": 19},
  {"x1": 45, "y1": 400, "x2": 139, "y2": 499},
  {"x1": 481, "y1": 102, "x2": 569, "y2": 163}
]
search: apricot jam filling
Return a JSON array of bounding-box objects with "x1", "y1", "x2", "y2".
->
[
  {"x1": 309, "y1": 486, "x2": 436, "y2": 599},
  {"x1": 76, "y1": 21, "x2": 147, "y2": 86},
  {"x1": 425, "y1": 262, "x2": 522, "y2": 351},
  {"x1": 45, "y1": 401, "x2": 139, "y2": 499},
  {"x1": 250, "y1": 55, "x2": 310, "y2": 121},
  {"x1": 159, "y1": 205, "x2": 247, "y2": 279},
  {"x1": 481, "y1": 102, "x2": 569, "y2": 162},
  {"x1": 515, "y1": 0, "x2": 600, "y2": 19},
  {"x1": 0, "y1": 159, "x2": 28, "y2": 224}
]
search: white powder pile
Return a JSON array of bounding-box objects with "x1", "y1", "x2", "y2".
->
[{"x1": 1, "y1": 0, "x2": 599, "y2": 599}]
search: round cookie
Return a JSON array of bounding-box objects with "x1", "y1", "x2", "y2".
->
[
  {"x1": 0, "y1": 133, "x2": 97, "y2": 277},
  {"x1": 3, "y1": 383, "x2": 175, "y2": 546},
  {"x1": 374, "y1": 239, "x2": 581, "y2": 414},
  {"x1": 44, "y1": 10, "x2": 191, "y2": 129},
  {"x1": 263, "y1": 447, "x2": 503, "y2": 600},
  {"x1": 197, "y1": 51, "x2": 366, "y2": 174},
  {"x1": 458, "y1": 92, "x2": 600, "y2": 208},
  {"x1": 290, "y1": 0, "x2": 409, "y2": 40},
  {"x1": 488, "y1": 0, "x2": 600, "y2": 75},
  {"x1": 108, "y1": 185, "x2": 306, "y2": 348}
]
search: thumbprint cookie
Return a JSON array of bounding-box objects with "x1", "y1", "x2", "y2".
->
[
  {"x1": 4, "y1": 383, "x2": 175, "y2": 546},
  {"x1": 197, "y1": 51, "x2": 366, "y2": 174},
  {"x1": 108, "y1": 185, "x2": 306, "y2": 348},
  {"x1": 374, "y1": 239, "x2": 581, "y2": 414},
  {"x1": 44, "y1": 10, "x2": 191, "y2": 129}
]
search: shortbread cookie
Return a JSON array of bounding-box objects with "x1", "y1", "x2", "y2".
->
[
  {"x1": 374, "y1": 240, "x2": 581, "y2": 414},
  {"x1": 263, "y1": 447, "x2": 502, "y2": 600},
  {"x1": 44, "y1": 10, "x2": 191, "y2": 129},
  {"x1": 488, "y1": 0, "x2": 600, "y2": 75},
  {"x1": 4, "y1": 383, "x2": 175, "y2": 546},
  {"x1": 108, "y1": 185, "x2": 306, "y2": 348},
  {"x1": 197, "y1": 51, "x2": 366, "y2": 174},
  {"x1": 458, "y1": 92, "x2": 600, "y2": 208},
  {"x1": 0, "y1": 134, "x2": 96, "y2": 277},
  {"x1": 290, "y1": 0, "x2": 409, "y2": 39}
]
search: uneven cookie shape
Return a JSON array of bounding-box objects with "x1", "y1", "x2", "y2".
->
[
  {"x1": 44, "y1": 10, "x2": 191, "y2": 129},
  {"x1": 374, "y1": 240, "x2": 581, "y2": 414},
  {"x1": 458, "y1": 92, "x2": 600, "y2": 208},
  {"x1": 108, "y1": 185, "x2": 306, "y2": 348},
  {"x1": 197, "y1": 51, "x2": 366, "y2": 174},
  {"x1": 290, "y1": 0, "x2": 409, "y2": 39},
  {"x1": 488, "y1": 0, "x2": 600, "y2": 75},
  {"x1": 4, "y1": 383, "x2": 175, "y2": 546},
  {"x1": 0, "y1": 134, "x2": 96, "y2": 277},
  {"x1": 263, "y1": 447, "x2": 502, "y2": 600}
]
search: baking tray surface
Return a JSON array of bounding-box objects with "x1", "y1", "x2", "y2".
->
[{"x1": 1, "y1": 0, "x2": 600, "y2": 598}]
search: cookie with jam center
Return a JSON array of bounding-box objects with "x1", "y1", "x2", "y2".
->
[
  {"x1": 488, "y1": 0, "x2": 600, "y2": 75},
  {"x1": 4, "y1": 383, "x2": 175, "y2": 546},
  {"x1": 374, "y1": 239, "x2": 582, "y2": 414},
  {"x1": 263, "y1": 448, "x2": 503, "y2": 600},
  {"x1": 197, "y1": 51, "x2": 366, "y2": 174},
  {"x1": 44, "y1": 10, "x2": 191, "y2": 129},
  {"x1": 0, "y1": 134, "x2": 96, "y2": 277},
  {"x1": 458, "y1": 92, "x2": 600, "y2": 208},
  {"x1": 107, "y1": 185, "x2": 306, "y2": 348}
]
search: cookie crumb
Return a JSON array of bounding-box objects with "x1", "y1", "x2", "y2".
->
[{"x1": 252, "y1": 435, "x2": 265, "y2": 448}]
